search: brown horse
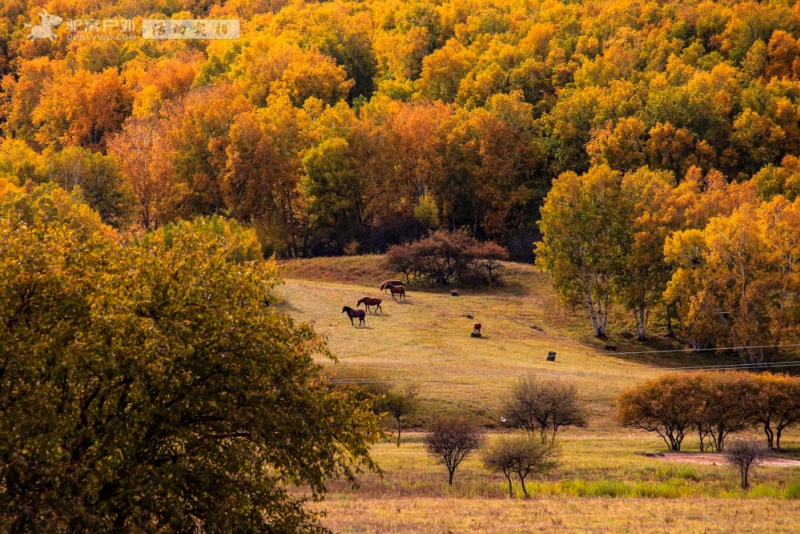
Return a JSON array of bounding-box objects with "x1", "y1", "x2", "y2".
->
[
  {"x1": 388, "y1": 284, "x2": 406, "y2": 301},
  {"x1": 380, "y1": 280, "x2": 405, "y2": 293},
  {"x1": 357, "y1": 296, "x2": 383, "y2": 314},
  {"x1": 341, "y1": 306, "x2": 366, "y2": 326}
]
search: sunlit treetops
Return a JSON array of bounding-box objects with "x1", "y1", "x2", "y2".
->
[{"x1": 1, "y1": 0, "x2": 800, "y2": 258}]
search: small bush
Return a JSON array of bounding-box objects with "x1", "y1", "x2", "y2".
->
[
  {"x1": 656, "y1": 464, "x2": 700, "y2": 482},
  {"x1": 588, "y1": 480, "x2": 630, "y2": 497},
  {"x1": 677, "y1": 466, "x2": 701, "y2": 482},
  {"x1": 785, "y1": 478, "x2": 800, "y2": 499},
  {"x1": 481, "y1": 434, "x2": 558, "y2": 497},
  {"x1": 725, "y1": 439, "x2": 770, "y2": 489},
  {"x1": 634, "y1": 482, "x2": 687, "y2": 498},
  {"x1": 748, "y1": 484, "x2": 781, "y2": 498},
  {"x1": 424, "y1": 417, "x2": 484, "y2": 486}
]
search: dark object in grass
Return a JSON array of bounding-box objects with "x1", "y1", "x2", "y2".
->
[
  {"x1": 547, "y1": 351, "x2": 556, "y2": 361},
  {"x1": 604, "y1": 345, "x2": 616, "y2": 351},
  {"x1": 451, "y1": 290, "x2": 460, "y2": 296},
  {"x1": 463, "y1": 314, "x2": 474, "y2": 319}
]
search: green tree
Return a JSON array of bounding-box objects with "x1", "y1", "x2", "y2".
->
[
  {"x1": 481, "y1": 435, "x2": 558, "y2": 498},
  {"x1": 42, "y1": 146, "x2": 134, "y2": 228},
  {"x1": 0, "y1": 182, "x2": 380, "y2": 532},
  {"x1": 379, "y1": 385, "x2": 419, "y2": 447},
  {"x1": 536, "y1": 165, "x2": 628, "y2": 337},
  {"x1": 617, "y1": 167, "x2": 677, "y2": 340}
]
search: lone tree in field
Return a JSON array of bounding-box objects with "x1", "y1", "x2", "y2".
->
[
  {"x1": 482, "y1": 435, "x2": 558, "y2": 497},
  {"x1": 725, "y1": 439, "x2": 770, "y2": 489},
  {"x1": 502, "y1": 377, "x2": 588, "y2": 443},
  {"x1": 424, "y1": 417, "x2": 484, "y2": 486},
  {"x1": 381, "y1": 385, "x2": 419, "y2": 446}
]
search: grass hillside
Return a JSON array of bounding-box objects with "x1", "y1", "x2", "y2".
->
[
  {"x1": 276, "y1": 255, "x2": 800, "y2": 533},
  {"x1": 277, "y1": 256, "x2": 740, "y2": 425}
]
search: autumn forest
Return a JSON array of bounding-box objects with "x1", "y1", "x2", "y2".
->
[{"x1": 2, "y1": 0, "x2": 800, "y2": 257}]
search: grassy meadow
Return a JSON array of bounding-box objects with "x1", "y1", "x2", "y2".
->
[{"x1": 276, "y1": 256, "x2": 800, "y2": 532}]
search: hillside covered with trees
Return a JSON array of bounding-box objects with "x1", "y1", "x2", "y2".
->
[{"x1": 3, "y1": 0, "x2": 800, "y2": 260}]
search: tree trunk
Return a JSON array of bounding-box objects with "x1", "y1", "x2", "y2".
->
[
  {"x1": 518, "y1": 474, "x2": 529, "y2": 498},
  {"x1": 776, "y1": 424, "x2": 787, "y2": 450},
  {"x1": 583, "y1": 276, "x2": 607, "y2": 338},
  {"x1": 763, "y1": 423, "x2": 774, "y2": 450},
  {"x1": 448, "y1": 468, "x2": 454, "y2": 486},
  {"x1": 633, "y1": 305, "x2": 647, "y2": 340},
  {"x1": 396, "y1": 418, "x2": 402, "y2": 447},
  {"x1": 505, "y1": 472, "x2": 513, "y2": 497},
  {"x1": 666, "y1": 304, "x2": 675, "y2": 338}
]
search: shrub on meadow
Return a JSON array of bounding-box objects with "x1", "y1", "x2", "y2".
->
[{"x1": 385, "y1": 228, "x2": 509, "y2": 285}]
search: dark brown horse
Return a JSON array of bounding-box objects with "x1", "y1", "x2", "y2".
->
[
  {"x1": 341, "y1": 305, "x2": 366, "y2": 326},
  {"x1": 380, "y1": 280, "x2": 405, "y2": 293},
  {"x1": 388, "y1": 284, "x2": 406, "y2": 301},
  {"x1": 357, "y1": 297, "x2": 383, "y2": 314}
]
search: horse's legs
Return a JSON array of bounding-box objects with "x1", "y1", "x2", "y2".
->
[
  {"x1": 378, "y1": 304, "x2": 383, "y2": 313},
  {"x1": 349, "y1": 316, "x2": 354, "y2": 326}
]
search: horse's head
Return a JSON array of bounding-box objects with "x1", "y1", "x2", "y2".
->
[
  {"x1": 379, "y1": 282, "x2": 386, "y2": 290},
  {"x1": 341, "y1": 306, "x2": 349, "y2": 313}
]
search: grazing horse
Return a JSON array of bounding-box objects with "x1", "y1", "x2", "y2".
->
[
  {"x1": 341, "y1": 306, "x2": 366, "y2": 326},
  {"x1": 474, "y1": 323, "x2": 482, "y2": 333},
  {"x1": 357, "y1": 296, "x2": 383, "y2": 314},
  {"x1": 388, "y1": 284, "x2": 406, "y2": 301},
  {"x1": 380, "y1": 280, "x2": 405, "y2": 293}
]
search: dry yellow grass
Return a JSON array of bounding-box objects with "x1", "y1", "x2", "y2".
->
[{"x1": 316, "y1": 497, "x2": 800, "y2": 533}]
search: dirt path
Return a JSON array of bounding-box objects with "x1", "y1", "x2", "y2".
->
[{"x1": 661, "y1": 452, "x2": 800, "y2": 466}]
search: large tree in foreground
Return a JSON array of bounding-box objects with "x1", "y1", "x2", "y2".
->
[{"x1": 0, "y1": 180, "x2": 380, "y2": 532}]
